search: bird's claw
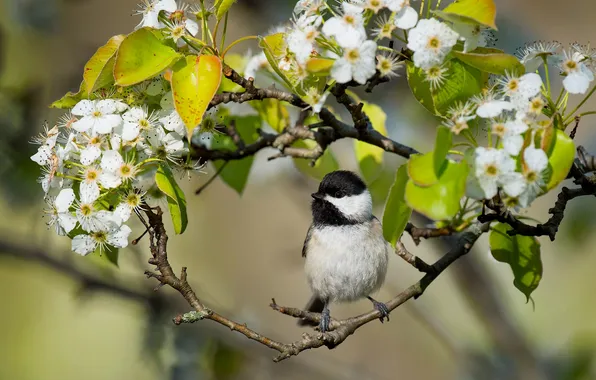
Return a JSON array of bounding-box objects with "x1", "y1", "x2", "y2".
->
[{"x1": 369, "y1": 298, "x2": 390, "y2": 323}]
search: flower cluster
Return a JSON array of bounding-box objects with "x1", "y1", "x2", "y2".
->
[
  {"x1": 31, "y1": 84, "x2": 198, "y2": 256},
  {"x1": 244, "y1": 0, "x2": 432, "y2": 113},
  {"x1": 517, "y1": 41, "x2": 596, "y2": 94},
  {"x1": 440, "y1": 71, "x2": 548, "y2": 208}
]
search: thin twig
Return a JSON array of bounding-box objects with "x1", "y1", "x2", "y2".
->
[{"x1": 195, "y1": 162, "x2": 229, "y2": 195}]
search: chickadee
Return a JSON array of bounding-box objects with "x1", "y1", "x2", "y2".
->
[{"x1": 298, "y1": 170, "x2": 391, "y2": 332}]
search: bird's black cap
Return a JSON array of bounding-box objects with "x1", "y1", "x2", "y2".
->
[{"x1": 312, "y1": 170, "x2": 367, "y2": 199}]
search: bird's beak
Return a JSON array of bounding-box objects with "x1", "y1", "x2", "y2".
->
[{"x1": 311, "y1": 192, "x2": 324, "y2": 200}]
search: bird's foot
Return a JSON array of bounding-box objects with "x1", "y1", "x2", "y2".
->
[
  {"x1": 367, "y1": 296, "x2": 390, "y2": 323},
  {"x1": 319, "y1": 305, "x2": 330, "y2": 332}
]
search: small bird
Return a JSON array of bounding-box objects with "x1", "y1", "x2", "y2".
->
[{"x1": 298, "y1": 170, "x2": 391, "y2": 332}]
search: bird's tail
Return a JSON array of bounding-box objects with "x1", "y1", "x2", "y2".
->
[{"x1": 297, "y1": 296, "x2": 325, "y2": 326}]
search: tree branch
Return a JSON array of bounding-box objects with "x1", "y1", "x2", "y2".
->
[
  {"x1": 142, "y1": 206, "x2": 488, "y2": 362},
  {"x1": 195, "y1": 66, "x2": 418, "y2": 164}
]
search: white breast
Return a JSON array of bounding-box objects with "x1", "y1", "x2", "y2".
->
[{"x1": 304, "y1": 221, "x2": 389, "y2": 303}]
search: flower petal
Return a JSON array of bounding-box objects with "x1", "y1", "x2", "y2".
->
[
  {"x1": 55, "y1": 188, "x2": 75, "y2": 212},
  {"x1": 72, "y1": 234, "x2": 97, "y2": 256}
]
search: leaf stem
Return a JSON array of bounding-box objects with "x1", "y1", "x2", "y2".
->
[
  {"x1": 221, "y1": 35, "x2": 258, "y2": 58},
  {"x1": 221, "y1": 12, "x2": 229, "y2": 53}
]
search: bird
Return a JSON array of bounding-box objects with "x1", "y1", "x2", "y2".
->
[{"x1": 298, "y1": 170, "x2": 391, "y2": 332}]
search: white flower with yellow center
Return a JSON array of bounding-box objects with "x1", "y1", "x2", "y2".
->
[
  {"x1": 372, "y1": 15, "x2": 396, "y2": 40},
  {"x1": 518, "y1": 146, "x2": 549, "y2": 207},
  {"x1": 407, "y1": 18, "x2": 459, "y2": 69},
  {"x1": 555, "y1": 50, "x2": 595, "y2": 94},
  {"x1": 376, "y1": 53, "x2": 403, "y2": 78},
  {"x1": 72, "y1": 99, "x2": 123, "y2": 135},
  {"x1": 79, "y1": 134, "x2": 105, "y2": 166},
  {"x1": 331, "y1": 40, "x2": 377, "y2": 84},
  {"x1": 100, "y1": 150, "x2": 140, "y2": 188},
  {"x1": 122, "y1": 106, "x2": 159, "y2": 141},
  {"x1": 423, "y1": 63, "x2": 449, "y2": 90},
  {"x1": 321, "y1": 2, "x2": 366, "y2": 48},
  {"x1": 80, "y1": 166, "x2": 102, "y2": 202},
  {"x1": 491, "y1": 118, "x2": 528, "y2": 156},
  {"x1": 72, "y1": 224, "x2": 132, "y2": 256},
  {"x1": 75, "y1": 190, "x2": 119, "y2": 233},
  {"x1": 473, "y1": 147, "x2": 525, "y2": 199},
  {"x1": 114, "y1": 190, "x2": 145, "y2": 222}
]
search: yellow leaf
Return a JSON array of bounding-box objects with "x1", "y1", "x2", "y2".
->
[{"x1": 171, "y1": 55, "x2": 222, "y2": 137}]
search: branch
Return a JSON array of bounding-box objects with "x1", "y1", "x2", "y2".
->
[
  {"x1": 405, "y1": 222, "x2": 454, "y2": 245},
  {"x1": 195, "y1": 66, "x2": 418, "y2": 164},
  {"x1": 142, "y1": 207, "x2": 488, "y2": 362}
]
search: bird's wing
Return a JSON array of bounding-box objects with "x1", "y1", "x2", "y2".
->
[{"x1": 302, "y1": 224, "x2": 314, "y2": 258}]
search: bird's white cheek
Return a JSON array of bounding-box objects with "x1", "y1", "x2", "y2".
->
[{"x1": 324, "y1": 191, "x2": 372, "y2": 219}]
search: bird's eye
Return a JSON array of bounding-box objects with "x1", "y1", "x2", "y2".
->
[{"x1": 335, "y1": 190, "x2": 346, "y2": 198}]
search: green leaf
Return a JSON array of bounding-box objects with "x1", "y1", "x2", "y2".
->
[
  {"x1": 215, "y1": 0, "x2": 237, "y2": 19},
  {"x1": 452, "y1": 48, "x2": 525, "y2": 75},
  {"x1": 405, "y1": 159, "x2": 469, "y2": 220},
  {"x1": 258, "y1": 33, "x2": 295, "y2": 90},
  {"x1": 114, "y1": 28, "x2": 182, "y2": 86},
  {"x1": 434, "y1": 126, "x2": 452, "y2": 176},
  {"x1": 155, "y1": 164, "x2": 188, "y2": 234},
  {"x1": 211, "y1": 116, "x2": 261, "y2": 194},
  {"x1": 545, "y1": 129, "x2": 575, "y2": 190},
  {"x1": 83, "y1": 34, "x2": 125, "y2": 95},
  {"x1": 438, "y1": 0, "x2": 497, "y2": 29},
  {"x1": 306, "y1": 57, "x2": 335, "y2": 76},
  {"x1": 251, "y1": 98, "x2": 290, "y2": 133},
  {"x1": 407, "y1": 153, "x2": 438, "y2": 187},
  {"x1": 293, "y1": 140, "x2": 339, "y2": 180},
  {"x1": 406, "y1": 62, "x2": 436, "y2": 115},
  {"x1": 354, "y1": 102, "x2": 387, "y2": 183},
  {"x1": 433, "y1": 59, "x2": 484, "y2": 115},
  {"x1": 383, "y1": 164, "x2": 413, "y2": 246},
  {"x1": 489, "y1": 223, "x2": 542, "y2": 301},
  {"x1": 50, "y1": 80, "x2": 87, "y2": 108},
  {"x1": 171, "y1": 55, "x2": 222, "y2": 137}
]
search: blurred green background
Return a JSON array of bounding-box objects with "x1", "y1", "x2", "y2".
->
[{"x1": 1, "y1": 0, "x2": 596, "y2": 379}]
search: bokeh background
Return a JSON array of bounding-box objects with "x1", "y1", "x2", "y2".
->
[{"x1": 1, "y1": 0, "x2": 596, "y2": 379}]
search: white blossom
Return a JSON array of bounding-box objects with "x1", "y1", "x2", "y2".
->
[
  {"x1": 72, "y1": 224, "x2": 132, "y2": 256},
  {"x1": 122, "y1": 106, "x2": 158, "y2": 141},
  {"x1": 407, "y1": 18, "x2": 458, "y2": 69},
  {"x1": 491, "y1": 118, "x2": 529, "y2": 156},
  {"x1": 72, "y1": 99, "x2": 123, "y2": 135},
  {"x1": 473, "y1": 147, "x2": 526, "y2": 199},
  {"x1": 555, "y1": 50, "x2": 595, "y2": 94},
  {"x1": 321, "y1": 2, "x2": 366, "y2": 48},
  {"x1": 44, "y1": 188, "x2": 77, "y2": 235},
  {"x1": 518, "y1": 147, "x2": 549, "y2": 207},
  {"x1": 331, "y1": 40, "x2": 377, "y2": 84}
]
